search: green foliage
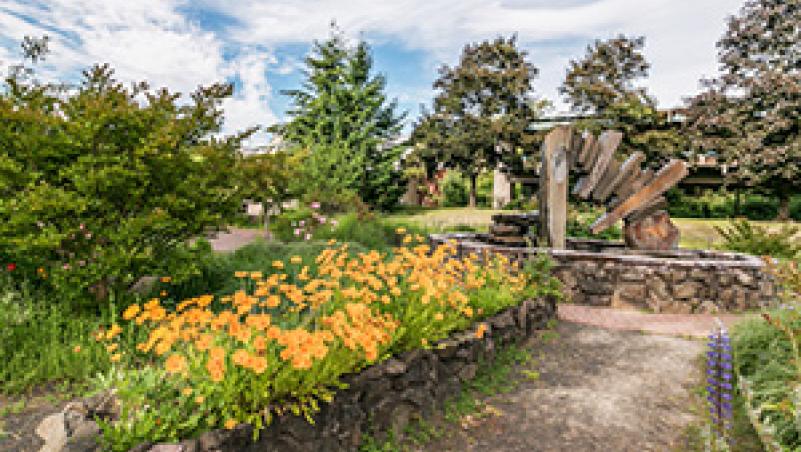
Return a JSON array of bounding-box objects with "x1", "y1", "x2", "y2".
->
[
  {"x1": 562, "y1": 35, "x2": 685, "y2": 163},
  {"x1": 685, "y1": 0, "x2": 801, "y2": 219},
  {"x1": 0, "y1": 275, "x2": 114, "y2": 393},
  {"x1": 411, "y1": 36, "x2": 545, "y2": 207},
  {"x1": 566, "y1": 205, "x2": 622, "y2": 240},
  {"x1": 272, "y1": 25, "x2": 407, "y2": 211},
  {"x1": 234, "y1": 151, "x2": 299, "y2": 212},
  {"x1": 0, "y1": 46, "x2": 247, "y2": 306},
  {"x1": 713, "y1": 220, "x2": 801, "y2": 258},
  {"x1": 440, "y1": 171, "x2": 469, "y2": 207}
]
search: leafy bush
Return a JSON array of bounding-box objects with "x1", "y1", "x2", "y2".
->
[
  {"x1": 566, "y1": 205, "x2": 622, "y2": 241},
  {"x1": 441, "y1": 172, "x2": 469, "y2": 207},
  {"x1": 732, "y1": 259, "x2": 801, "y2": 449},
  {"x1": 269, "y1": 204, "x2": 335, "y2": 242},
  {"x1": 714, "y1": 220, "x2": 801, "y2": 258},
  {"x1": 0, "y1": 54, "x2": 246, "y2": 306},
  {"x1": 92, "y1": 239, "x2": 559, "y2": 449}
]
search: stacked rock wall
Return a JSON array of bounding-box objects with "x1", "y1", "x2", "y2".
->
[
  {"x1": 54, "y1": 297, "x2": 557, "y2": 452},
  {"x1": 430, "y1": 233, "x2": 776, "y2": 314}
]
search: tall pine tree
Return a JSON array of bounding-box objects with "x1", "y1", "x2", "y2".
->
[{"x1": 272, "y1": 25, "x2": 406, "y2": 211}]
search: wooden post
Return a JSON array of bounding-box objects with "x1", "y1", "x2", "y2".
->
[{"x1": 539, "y1": 126, "x2": 571, "y2": 249}]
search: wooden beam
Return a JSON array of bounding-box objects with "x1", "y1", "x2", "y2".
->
[
  {"x1": 594, "y1": 151, "x2": 645, "y2": 201},
  {"x1": 577, "y1": 130, "x2": 622, "y2": 199},
  {"x1": 592, "y1": 159, "x2": 621, "y2": 202},
  {"x1": 590, "y1": 160, "x2": 688, "y2": 234},
  {"x1": 577, "y1": 133, "x2": 597, "y2": 172}
]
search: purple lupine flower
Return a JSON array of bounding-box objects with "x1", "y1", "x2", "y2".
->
[{"x1": 707, "y1": 320, "x2": 734, "y2": 444}]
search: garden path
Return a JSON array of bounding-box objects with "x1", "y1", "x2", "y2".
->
[
  {"x1": 420, "y1": 320, "x2": 709, "y2": 452},
  {"x1": 207, "y1": 227, "x2": 269, "y2": 252}
]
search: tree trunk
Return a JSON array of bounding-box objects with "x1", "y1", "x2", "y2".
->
[
  {"x1": 777, "y1": 193, "x2": 790, "y2": 221},
  {"x1": 468, "y1": 173, "x2": 477, "y2": 208}
]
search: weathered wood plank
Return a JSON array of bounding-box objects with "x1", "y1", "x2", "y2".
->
[
  {"x1": 568, "y1": 130, "x2": 583, "y2": 170},
  {"x1": 577, "y1": 130, "x2": 622, "y2": 199},
  {"x1": 538, "y1": 125, "x2": 571, "y2": 249},
  {"x1": 592, "y1": 159, "x2": 621, "y2": 202},
  {"x1": 595, "y1": 151, "x2": 645, "y2": 201},
  {"x1": 490, "y1": 224, "x2": 524, "y2": 236},
  {"x1": 590, "y1": 160, "x2": 688, "y2": 234},
  {"x1": 625, "y1": 196, "x2": 667, "y2": 223},
  {"x1": 577, "y1": 133, "x2": 597, "y2": 172},
  {"x1": 614, "y1": 167, "x2": 653, "y2": 208}
]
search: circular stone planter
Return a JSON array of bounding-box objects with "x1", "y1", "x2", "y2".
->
[{"x1": 429, "y1": 233, "x2": 777, "y2": 314}]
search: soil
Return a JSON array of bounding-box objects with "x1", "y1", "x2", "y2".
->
[{"x1": 419, "y1": 321, "x2": 705, "y2": 452}]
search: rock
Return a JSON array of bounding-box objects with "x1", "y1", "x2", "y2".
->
[
  {"x1": 63, "y1": 419, "x2": 100, "y2": 451},
  {"x1": 36, "y1": 413, "x2": 67, "y2": 452},
  {"x1": 673, "y1": 282, "x2": 703, "y2": 300},
  {"x1": 458, "y1": 364, "x2": 478, "y2": 381},
  {"x1": 129, "y1": 275, "x2": 158, "y2": 295},
  {"x1": 623, "y1": 210, "x2": 680, "y2": 250},
  {"x1": 383, "y1": 358, "x2": 406, "y2": 376},
  {"x1": 698, "y1": 300, "x2": 720, "y2": 314},
  {"x1": 149, "y1": 445, "x2": 185, "y2": 452}
]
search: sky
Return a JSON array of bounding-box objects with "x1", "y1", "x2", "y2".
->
[{"x1": 0, "y1": 0, "x2": 745, "y2": 146}]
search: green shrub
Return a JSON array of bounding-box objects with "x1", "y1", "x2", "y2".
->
[
  {"x1": 714, "y1": 220, "x2": 801, "y2": 258},
  {"x1": 566, "y1": 205, "x2": 622, "y2": 241},
  {"x1": 441, "y1": 172, "x2": 469, "y2": 207},
  {"x1": 0, "y1": 56, "x2": 246, "y2": 307}
]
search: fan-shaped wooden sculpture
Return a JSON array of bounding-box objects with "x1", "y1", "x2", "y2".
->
[{"x1": 538, "y1": 125, "x2": 688, "y2": 250}]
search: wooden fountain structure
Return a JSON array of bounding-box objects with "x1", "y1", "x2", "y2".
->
[{"x1": 493, "y1": 125, "x2": 689, "y2": 250}]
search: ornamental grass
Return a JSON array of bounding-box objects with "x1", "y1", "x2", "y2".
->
[{"x1": 92, "y1": 235, "x2": 555, "y2": 450}]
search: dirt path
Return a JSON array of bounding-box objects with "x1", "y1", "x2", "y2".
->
[{"x1": 422, "y1": 321, "x2": 705, "y2": 452}]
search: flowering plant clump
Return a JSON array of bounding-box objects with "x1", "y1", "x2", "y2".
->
[
  {"x1": 706, "y1": 321, "x2": 733, "y2": 450},
  {"x1": 92, "y1": 234, "x2": 556, "y2": 450}
]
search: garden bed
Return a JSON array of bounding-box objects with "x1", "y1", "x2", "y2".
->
[{"x1": 52, "y1": 297, "x2": 556, "y2": 451}]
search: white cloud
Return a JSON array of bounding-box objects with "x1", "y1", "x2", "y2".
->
[{"x1": 1, "y1": 0, "x2": 744, "y2": 139}]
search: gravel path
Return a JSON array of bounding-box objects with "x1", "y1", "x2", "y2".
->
[
  {"x1": 422, "y1": 321, "x2": 706, "y2": 452},
  {"x1": 207, "y1": 227, "x2": 269, "y2": 252}
]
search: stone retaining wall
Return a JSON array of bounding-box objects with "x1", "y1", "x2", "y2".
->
[
  {"x1": 430, "y1": 233, "x2": 776, "y2": 314},
  {"x1": 51, "y1": 297, "x2": 556, "y2": 452}
]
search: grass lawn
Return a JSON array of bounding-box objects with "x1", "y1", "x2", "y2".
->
[{"x1": 384, "y1": 207, "x2": 799, "y2": 250}]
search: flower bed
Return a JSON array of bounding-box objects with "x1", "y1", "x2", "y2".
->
[{"x1": 57, "y1": 235, "x2": 559, "y2": 450}]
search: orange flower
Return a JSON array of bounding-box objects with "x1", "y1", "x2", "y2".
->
[
  {"x1": 110, "y1": 353, "x2": 122, "y2": 362},
  {"x1": 165, "y1": 354, "x2": 187, "y2": 374},
  {"x1": 73, "y1": 345, "x2": 82, "y2": 353},
  {"x1": 290, "y1": 255, "x2": 303, "y2": 265},
  {"x1": 271, "y1": 260, "x2": 284, "y2": 269},
  {"x1": 160, "y1": 276, "x2": 172, "y2": 283},
  {"x1": 265, "y1": 295, "x2": 281, "y2": 308},
  {"x1": 181, "y1": 387, "x2": 193, "y2": 396},
  {"x1": 234, "y1": 271, "x2": 248, "y2": 278},
  {"x1": 122, "y1": 304, "x2": 140, "y2": 320},
  {"x1": 195, "y1": 395, "x2": 205, "y2": 404},
  {"x1": 224, "y1": 419, "x2": 238, "y2": 430},
  {"x1": 249, "y1": 271, "x2": 263, "y2": 279},
  {"x1": 232, "y1": 349, "x2": 250, "y2": 367},
  {"x1": 475, "y1": 323, "x2": 488, "y2": 339},
  {"x1": 249, "y1": 356, "x2": 268, "y2": 374},
  {"x1": 434, "y1": 312, "x2": 444, "y2": 321},
  {"x1": 253, "y1": 335, "x2": 267, "y2": 352},
  {"x1": 106, "y1": 343, "x2": 118, "y2": 353}
]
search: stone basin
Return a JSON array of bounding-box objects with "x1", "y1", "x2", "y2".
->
[{"x1": 429, "y1": 233, "x2": 777, "y2": 314}]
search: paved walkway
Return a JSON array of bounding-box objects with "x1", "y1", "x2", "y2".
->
[
  {"x1": 558, "y1": 303, "x2": 758, "y2": 337},
  {"x1": 207, "y1": 228, "x2": 269, "y2": 252}
]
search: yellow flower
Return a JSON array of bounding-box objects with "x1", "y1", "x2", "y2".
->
[
  {"x1": 234, "y1": 271, "x2": 248, "y2": 278},
  {"x1": 434, "y1": 313, "x2": 444, "y2": 321},
  {"x1": 249, "y1": 271, "x2": 263, "y2": 279},
  {"x1": 110, "y1": 353, "x2": 122, "y2": 362},
  {"x1": 195, "y1": 395, "x2": 205, "y2": 404},
  {"x1": 122, "y1": 304, "x2": 140, "y2": 320},
  {"x1": 160, "y1": 276, "x2": 172, "y2": 283},
  {"x1": 420, "y1": 338, "x2": 428, "y2": 346},
  {"x1": 475, "y1": 323, "x2": 488, "y2": 339},
  {"x1": 160, "y1": 290, "x2": 168, "y2": 297},
  {"x1": 395, "y1": 227, "x2": 406, "y2": 234},
  {"x1": 327, "y1": 239, "x2": 337, "y2": 245},
  {"x1": 181, "y1": 387, "x2": 193, "y2": 396},
  {"x1": 106, "y1": 343, "x2": 119, "y2": 353},
  {"x1": 73, "y1": 345, "x2": 82, "y2": 353},
  {"x1": 224, "y1": 419, "x2": 238, "y2": 430},
  {"x1": 272, "y1": 260, "x2": 285, "y2": 269},
  {"x1": 290, "y1": 255, "x2": 303, "y2": 264}
]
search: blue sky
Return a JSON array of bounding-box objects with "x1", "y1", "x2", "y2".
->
[{"x1": 0, "y1": 0, "x2": 744, "y2": 146}]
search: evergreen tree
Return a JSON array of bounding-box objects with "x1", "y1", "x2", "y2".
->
[
  {"x1": 686, "y1": 0, "x2": 801, "y2": 220},
  {"x1": 412, "y1": 36, "x2": 542, "y2": 207},
  {"x1": 272, "y1": 25, "x2": 406, "y2": 211}
]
